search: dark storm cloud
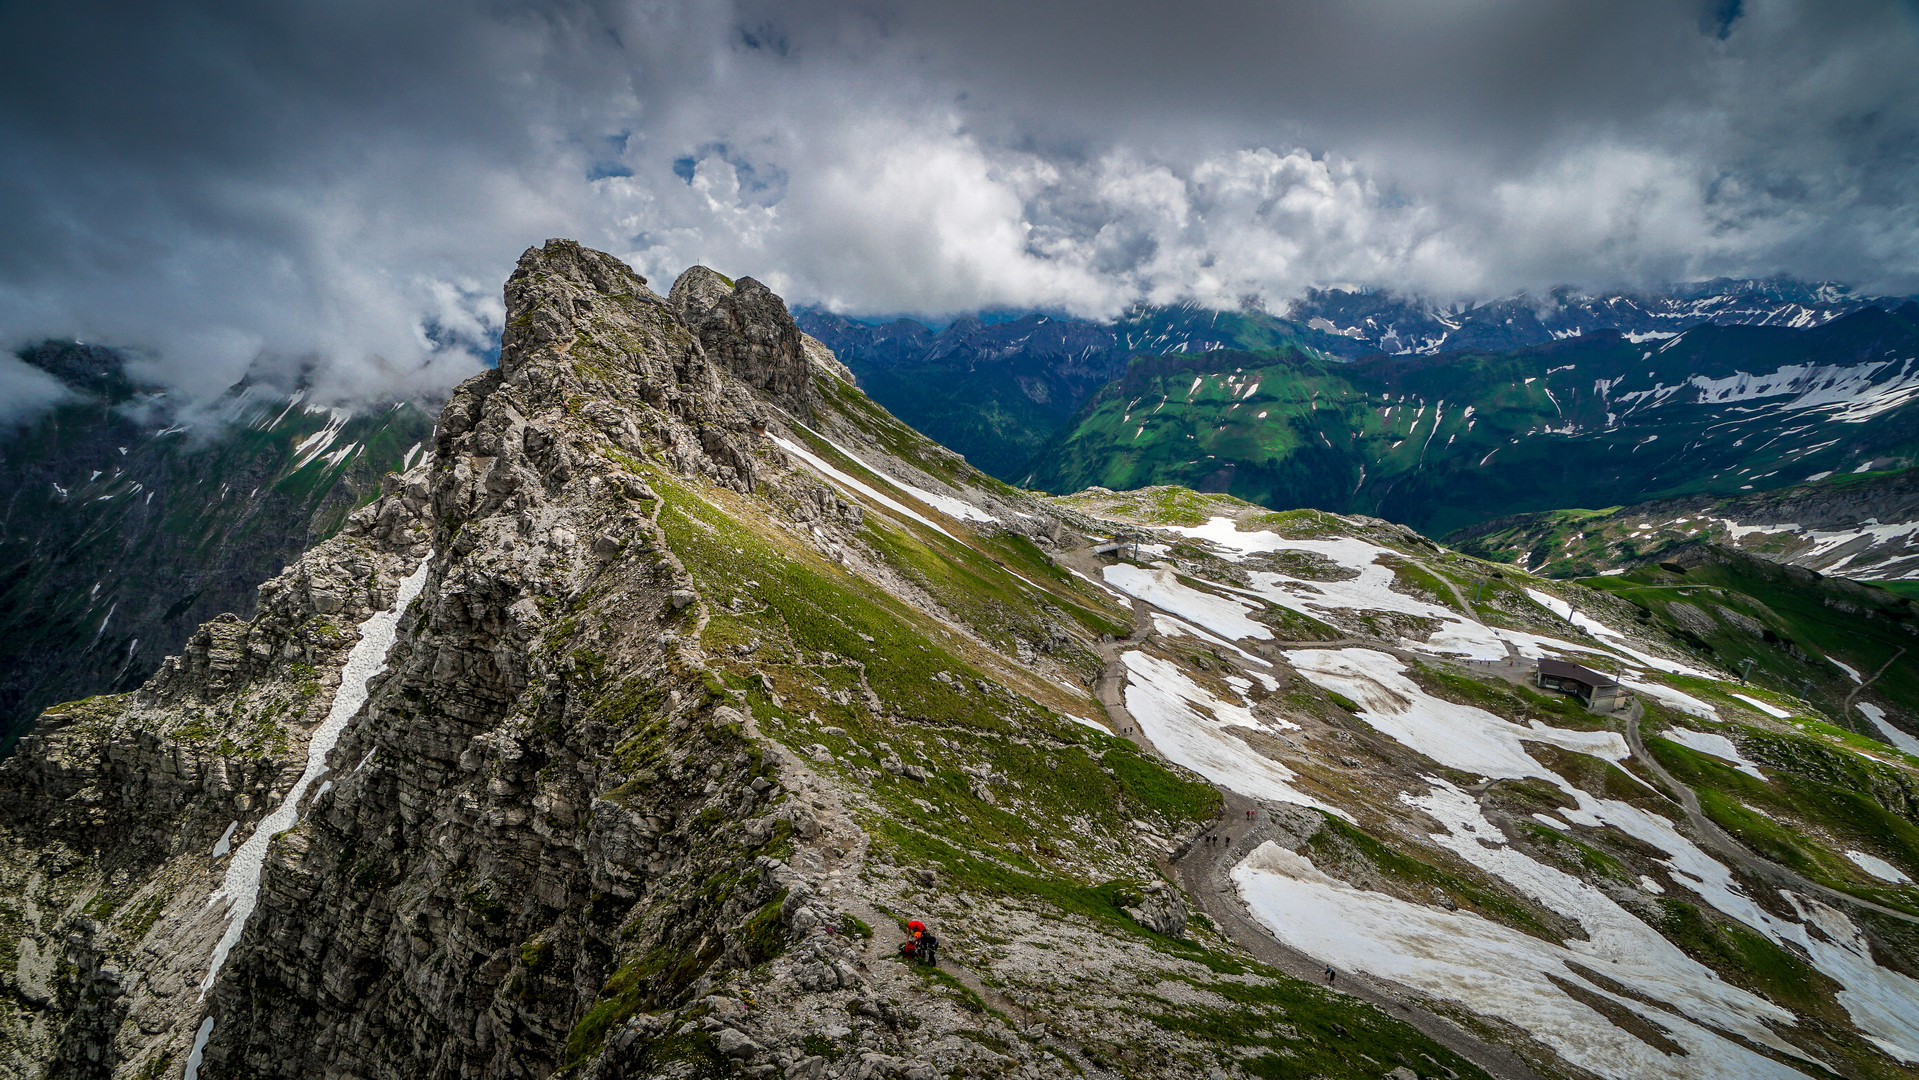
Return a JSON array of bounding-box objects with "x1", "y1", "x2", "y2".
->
[{"x1": 1, "y1": 1, "x2": 1915, "y2": 411}]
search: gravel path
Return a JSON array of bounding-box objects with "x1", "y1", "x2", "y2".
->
[{"x1": 1056, "y1": 543, "x2": 1550, "y2": 1080}]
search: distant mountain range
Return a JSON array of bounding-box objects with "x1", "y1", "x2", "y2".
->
[
  {"x1": 800, "y1": 278, "x2": 1913, "y2": 485},
  {"x1": 0, "y1": 343, "x2": 429, "y2": 747},
  {"x1": 1025, "y1": 303, "x2": 1919, "y2": 536},
  {"x1": 1449, "y1": 467, "x2": 1919, "y2": 585},
  {"x1": 1286, "y1": 277, "x2": 1890, "y2": 356}
]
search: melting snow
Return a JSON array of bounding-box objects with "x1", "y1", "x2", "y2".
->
[
  {"x1": 1845, "y1": 850, "x2": 1912, "y2": 885},
  {"x1": 289, "y1": 408, "x2": 352, "y2": 471},
  {"x1": 211, "y1": 821, "x2": 238, "y2": 858},
  {"x1": 772, "y1": 435, "x2": 958, "y2": 541},
  {"x1": 1118, "y1": 651, "x2": 1335, "y2": 815},
  {"x1": 1657, "y1": 729, "x2": 1765, "y2": 780},
  {"x1": 1729, "y1": 692, "x2": 1793, "y2": 719},
  {"x1": 1104, "y1": 564, "x2": 1271, "y2": 641},
  {"x1": 1149, "y1": 612, "x2": 1274, "y2": 669},
  {"x1": 1166, "y1": 517, "x2": 1511, "y2": 660},
  {"x1": 1525, "y1": 589, "x2": 1712, "y2": 676},
  {"x1": 196, "y1": 557, "x2": 431, "y2": 997},
  {"x1": 1622, "y1": 678, "x2": 1719, "y2": 719},
  {"x1": 1860, "y1": 704, "x2": 1919, "y2": 757},
  {"x1": 1233, "y1": 840, "x2": 1809, "y2": 1080},
  {"x1": 1285, "y1": 648, "x2": 1626, "y2": 779},
  {"x1": 798, "y1": 424, "x2": 998, "y2": 524}
]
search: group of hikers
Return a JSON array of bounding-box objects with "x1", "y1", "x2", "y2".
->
[{"x1": 1199, "y1": 807, "x2": 1263, "y2": 849}]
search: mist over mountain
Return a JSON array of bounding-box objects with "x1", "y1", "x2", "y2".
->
[
  {"x1": 3, "y1": 1, "x2": 1918, "y2": 411},
  {"x1": 0, "y1": 343, "x2": 430, "y2": 748},
  {"x1": 800, "y1": 278, "x2": 1916, "y2": 486}
]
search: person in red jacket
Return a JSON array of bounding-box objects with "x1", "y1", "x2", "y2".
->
[{"x1": 899, "y1": 920, "x2": 939, "y2": 965}]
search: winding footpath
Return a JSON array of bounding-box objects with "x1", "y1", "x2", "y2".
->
[
  {"x1": 1058, "y1": 544, "x2": 1550, "y2": 1080},
  {"x1": 1615, "y1": 701, "x2": 1919, "y2": 926},
  {"x1": 1059, "y1": 538, "x2": 1919, "y2": 1080}
]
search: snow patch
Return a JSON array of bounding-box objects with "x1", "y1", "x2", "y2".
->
[
  {"x1": 1621, "y1": 678, "x2": 1718, "y2": 719},
  {"x1": 1860, "y1": 703, "x2": 1919, "y2": 757},
  {"x1": 1657, "y1": 729, "x2": 1765, "y2": 780},
  {"x1": 1285, "y1": 647, "x2": 1626, "y2": 780},
  {"x1": 1729, "y1": 692, "x2": 1793, "y2": 719},
  {"x1": 1845, "y1": 850, "x2": 1912, "y2": 885},
  {"x1": 197, "y1": 557, "x2": 432, "y2": 997},
  {"x1": 799, "y1": 424, "x2": 997, "y2": 524},
  {"x1": 1233, "y1": 841, "x2": 1808, "y2": 1080},
  {"x1": 1104, "y1": 563, "x2": 1272, "y2": 641},
  {"x1": 1119, "y1": 651, "x2": 1333, "y2": 814},
  {"x1": 772, "y1": 435, "x2": 958, "y2": 541}
]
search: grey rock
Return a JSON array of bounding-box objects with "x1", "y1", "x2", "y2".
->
[
  {"x1": 715, "y1": 1026, "x2": 764, "y2": 1059},
  {"x1": 1122, "y1": 881, "x2": 1190, "y2": 938},
  {"x1": 671, "y1": 266, "x2": 814, "y2": 420}
]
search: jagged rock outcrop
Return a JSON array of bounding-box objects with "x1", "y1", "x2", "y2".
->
[
  {"x1": 670, "y1": 266, "x2": 819, "y2": 420},
  {"x1": 1119, "y1": 880, "x2": 1188, "y2": 938},
  {"x1": 0, "y1": 461, "x2": 433, "y2": 1078},
  {"x1": 184, "y1": 241, "x2": 919, "y2": 1078}
]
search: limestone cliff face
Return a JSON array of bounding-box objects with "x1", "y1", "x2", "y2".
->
[
  {"x1": 0, "y1": 461, "x2": 432, "y2": 1078},
  {"x1": 669, "y1": 266, "x2": 821, "y2": 420},
  {"x1": 199, "y1": 240, "x2": 792, "y2": 1078}
]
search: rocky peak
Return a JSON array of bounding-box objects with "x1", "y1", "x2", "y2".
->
[{"x1": 670, "y1": 265, "x2": 815, "y2": 419}]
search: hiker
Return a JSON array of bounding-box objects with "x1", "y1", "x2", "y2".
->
[
  {"x1": 900, "y1": 920, "x2": 939, "y2": 966},
  {"x1": 1246, "y1": 808, "x2": 1255, "y2": 821},
  {"x1": 1325, "y1": 966, "x2": 1336, "y2": 985}
]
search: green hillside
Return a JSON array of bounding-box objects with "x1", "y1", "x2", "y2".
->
[{"x1": 1026, "y1": 305, "x2": 1919, "y2": 535}]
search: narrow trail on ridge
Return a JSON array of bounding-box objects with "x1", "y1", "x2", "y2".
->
[{"x1": 1054, "y1": 543, "x2": 1549, "y2": 1080}]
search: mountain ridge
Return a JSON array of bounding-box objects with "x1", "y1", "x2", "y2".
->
[
  {"x1": 799, "y1": 281, "x2": 1917, "y2": 484},
  {"x1": 1026, "y1": 303, "x2": 1919, "y2": 535},
  {"x1": 3, "y1": 243, "x2": 1917, "y2": 1080}
]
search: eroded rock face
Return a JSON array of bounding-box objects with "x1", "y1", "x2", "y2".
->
[
  {"x1": 1121, "y1": 881, "x2": 1189, "y2": 939},
  {"x1": 670, "y1": 266, "x2": 814, "y2": 420},
  {"x1": 0, "y1": 460, "x2": 433, "y2": 1078}
]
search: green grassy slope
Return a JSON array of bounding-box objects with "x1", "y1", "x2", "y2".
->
[
  {"x1": 1027, "y1": 304, "x2": 1919, "y2": 535},
  {"x1": 1445, "y1": 466, "x2": 1919, "y2": 580},
  {"x1": 1572, "y1": 546, "x2": 1918, "y2": 730}
]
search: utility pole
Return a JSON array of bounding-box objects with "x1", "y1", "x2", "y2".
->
[{"x1": 1474, "y1": 579, "x2": 1487, "y2": 605}]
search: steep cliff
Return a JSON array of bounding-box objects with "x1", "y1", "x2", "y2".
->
[{"x1": 0, "y1": 458, "x2": 432, "y2": 1077}]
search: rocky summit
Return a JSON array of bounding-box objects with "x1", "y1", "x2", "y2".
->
[{"x1": 3, "y1": 241, "x2": 1918, "y2": 1080}]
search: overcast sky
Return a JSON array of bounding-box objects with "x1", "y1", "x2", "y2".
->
[{"x1": 1, "y1": 0, "x2": 1916, "y2": 410}]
